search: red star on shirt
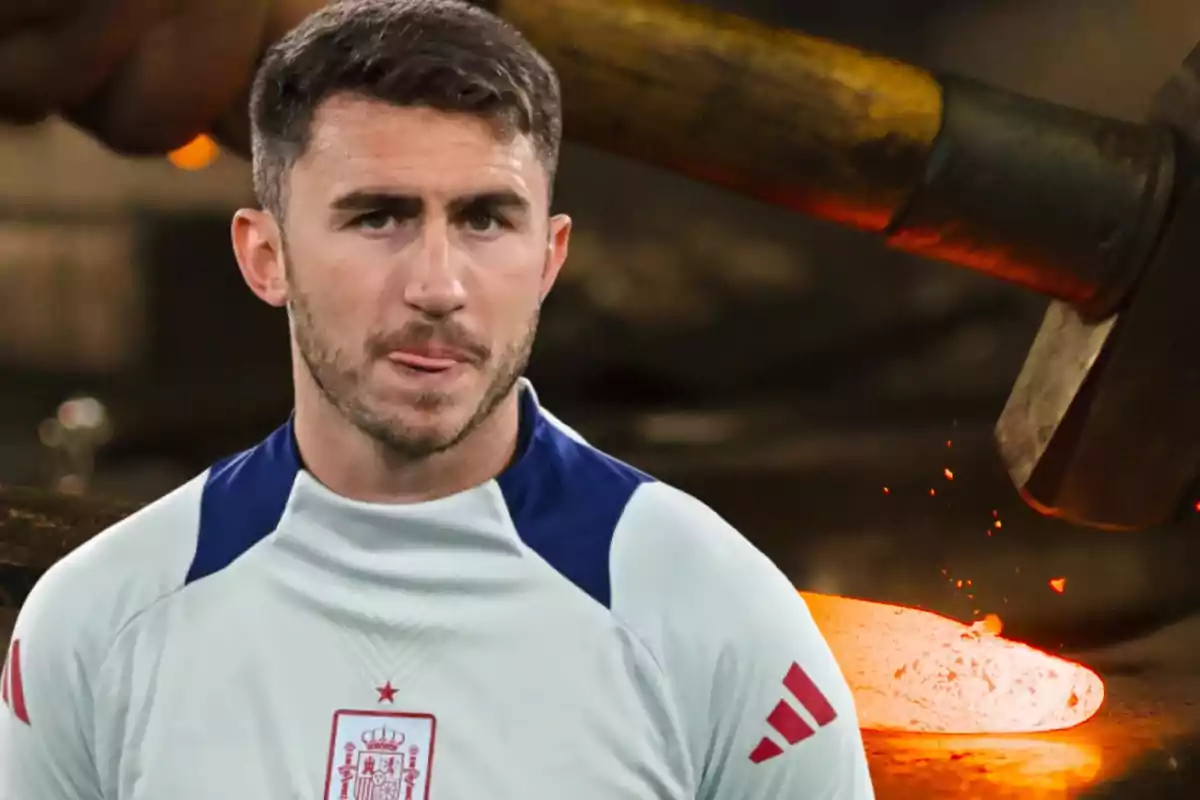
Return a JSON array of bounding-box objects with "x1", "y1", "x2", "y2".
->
[{"x1": 376, "y1": 681, "x2": 398, "y2": 704}]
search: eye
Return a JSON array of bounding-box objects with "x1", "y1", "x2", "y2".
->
[
  {"x1": 462, "y1": 207, "x2": 506, "y2": 233},
  {"x1": 350, "y1": 210, "x2": 396, "y2": 231}
]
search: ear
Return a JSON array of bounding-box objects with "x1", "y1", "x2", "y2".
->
[
  {"x1": 540, "y1": 213, "x2": 572, "y2": 300},
  {"x1": 231, "y1": 208, "x2": 288, "y2": 307}
]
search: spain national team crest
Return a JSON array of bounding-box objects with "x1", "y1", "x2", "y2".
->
[{"x1": 323, "y1": 710, "x2": 437, "y2": 800}]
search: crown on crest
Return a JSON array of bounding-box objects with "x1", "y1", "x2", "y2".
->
[{"x1": 362, "y1": 725, "x2": 405, "y2": 752}]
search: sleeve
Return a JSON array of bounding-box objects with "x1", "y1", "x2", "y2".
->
[
  {"x1": 609, "y1": 483, "x2": 874, "y2": 800},
  {"x1": 0, "y1": 564, "x2": 104, "y2": 800},
  {"x1": 697, "y1": 571, "x2": 875, "y2": 800}
]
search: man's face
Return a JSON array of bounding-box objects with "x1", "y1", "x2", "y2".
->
[{"x1": 256, "y1": 95, "x2": 569, "y2": 458}]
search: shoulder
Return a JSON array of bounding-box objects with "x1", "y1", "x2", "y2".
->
[
  {"x1": 610, "y1": 480, "x2": 786, "y2": 621},
  {"x1": 13, "y1": 475, "x2": 207, "y2": 670},
  {"x1": 608, "y1": 479, "x2": 838, "y2": 683},
  {"x1": 608, "y1": 477, "x2": 834, "y2": 668},
  {"x1": 2, "y1": 474, "x2": 208, "y2": 761},
  {"x1": 496, "y1": 396, "x2": 654, "y2": 609},
  {"x1": 609, "y1": 480, "x2": 822, "y2": 687},
  {"x1": 17, "y1": 418, "x2": 302, "y2": 671},
  {"x1": 501, "y1": 394, "x2": 764, "y2": 619}
]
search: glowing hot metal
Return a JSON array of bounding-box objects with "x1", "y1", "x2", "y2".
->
[{"x1": 801, "y1": 592, "x2": 1105, "y2": 734}]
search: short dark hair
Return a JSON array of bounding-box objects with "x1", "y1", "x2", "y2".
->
[{"x1": 249, "y1": 0, "x2": 562, "y2": 216}]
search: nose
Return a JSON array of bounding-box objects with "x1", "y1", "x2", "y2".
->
[{"x1": 402, "y1": 216, "x2": 467, "y2": 317}]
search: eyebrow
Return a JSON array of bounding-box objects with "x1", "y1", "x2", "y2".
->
[
  {"x1": 329, "y1": 189, "x2": 530, "y2": 216},
  {"x1": 448, "y1": 191, "x2": 530, "y2": 217}
]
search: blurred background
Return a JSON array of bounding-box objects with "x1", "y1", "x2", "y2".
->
[
  {"x1": 3, "y1": 0, "x2": 1200, "y2": 653},
  {"x1": 7, "y1": 1, "x2": 1200, "y2": 796}
]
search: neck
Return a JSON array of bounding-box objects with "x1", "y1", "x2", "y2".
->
[{"x1": 291, "y1": 375, "x2": 522, "y2": 505}]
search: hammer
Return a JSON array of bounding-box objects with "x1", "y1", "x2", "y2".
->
[{"x1": 480, "y1": 0, "x2": 1200, "y2": 531}]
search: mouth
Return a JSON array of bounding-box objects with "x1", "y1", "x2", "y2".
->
[
  {"x1": 385, "y1": 348, "x2": 475, "y2": 378},
  {"x1": 389, "y1": 352, "x2": 459, "y2": 372}
]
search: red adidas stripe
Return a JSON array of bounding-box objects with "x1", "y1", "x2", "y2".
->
[
  {"x1": 749, "y1": 661, "x2": 838, "y2": 764},
  {"x1": 6, "y1": 640, "x2": 29, "y2": 725},
  {"x1": 749, "y1": 738, "x2": 784, "y2": 764},
  {"x1": 783, "y1": 662, "x2": 837, "y2": 726},
  {"x1": 767, "y1": 699, "x2": 815, "y2": 745}
]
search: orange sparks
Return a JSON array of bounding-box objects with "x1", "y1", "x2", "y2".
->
[
  {"x1": 956, "y1": 580, "x2": 964, "y2": 589},
  {"x1": 946, "y1": 440, "x2": 953, "y2": 448},
  {"x1": 883, "y1": 486, "x2": 890, "y2": 494},
  {"x1": 801, "y1": 592, "x2": 1104, "y2": 734},
  {"x1": 929, "y1": 488, "x2": 937, "y2": 497},
  {"x1": 943, "y1": 468, "x2": 954, "y2": 481},
  {"x1": 1049, "y1": 578, "x2": 1067, "y2": 594},
  {"x1": 994, "y1": 519, "x2": 1003, "y2": 529}
]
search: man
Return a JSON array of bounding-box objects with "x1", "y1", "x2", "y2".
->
[{"x1": 0, "y1": 1, "x2": 875, "y2": 798}]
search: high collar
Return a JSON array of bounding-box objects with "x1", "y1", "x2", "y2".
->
[{"x1": 274, "y1": 380, "x2": 545, "y2": 555}]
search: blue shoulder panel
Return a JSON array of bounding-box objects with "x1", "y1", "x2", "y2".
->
[
  {"x1": 496, "y1": 391, "x2": 654, "y2": 609},
  {"x1": 186, "y1": 418, "x2": 302, "y2": 585}
]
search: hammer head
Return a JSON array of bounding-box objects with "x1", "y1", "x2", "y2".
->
[
  {"x1": 998, "y1": 176, "x2": 1200, "y2": 530},
  {"x1": 998, "y1": 42, "x2": 1200, "y2": 530}
]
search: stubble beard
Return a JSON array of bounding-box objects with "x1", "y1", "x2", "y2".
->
[{"x1": 289, "y1": 284, "x2": 538, "y2": 463}]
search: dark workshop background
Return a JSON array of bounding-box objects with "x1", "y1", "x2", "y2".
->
[{"x1": 3, "y1": 2, "x2": 1200, "y2": 797}]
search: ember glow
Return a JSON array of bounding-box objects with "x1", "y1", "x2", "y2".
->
[
  {"x1": 167, "y1": 134, "x2": 220, "y2": 171},
  {"x1": 802, "y1": 592, "x2": 1105, "y2": 734},
  {"x1": 871, "y1": 734, "x2": 1105, "y2": 797}
]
